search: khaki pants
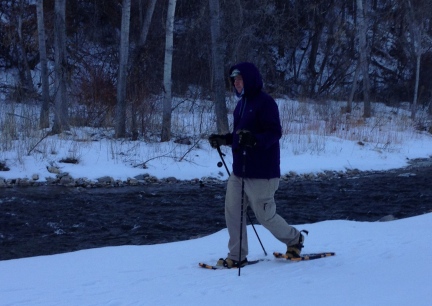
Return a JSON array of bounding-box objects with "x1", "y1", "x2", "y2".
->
[{"x1": 225, "y1": 174, "x2": 300, "y2": 261}]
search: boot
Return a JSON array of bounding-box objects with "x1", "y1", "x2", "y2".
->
[
  {"x1": 286, "y1": 230, "x2": 307, "y2": 259},
  {"x1": 217, "y1": 257, "x2": 248, "y2": 268}
]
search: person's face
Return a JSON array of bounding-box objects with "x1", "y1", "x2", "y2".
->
[{"x1": 233, "y1": 75, "x2": 244, "y2": 94}]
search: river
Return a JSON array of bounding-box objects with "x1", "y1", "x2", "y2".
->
[{"x1": 1, "y1": 158, "x2": 431, "y2": 260}]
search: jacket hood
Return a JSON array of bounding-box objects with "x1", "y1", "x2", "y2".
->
[{"x1": 229, "y1": 62, "x2": 263, "y2": 98}]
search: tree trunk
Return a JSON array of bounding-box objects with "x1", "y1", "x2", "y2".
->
[
  {"x1": 51, "y1": 0, "x2": 69, "y2": 134},
  {"x1": 411, "y1": 54, "x2": 421, "y2": 120},
  {"x1": 227, "y1": 0, "x2": 243, "y2": 65},
  {"x1": 356, "y1": 0, "x2": 371, "y2": 118},
  {"x1": 161, "y1": 0, "x2": 177, "y2": 142},
  {"x1": 139, "y1": 0, "x2": 156, "y2": 46},
  {"x1": 407, "y1": 0, "x2": 422, "y2": 120},
  {"x1": 129, "y1": 0, "x2": 156, "y2": 137},
  {"x1": 209, "y1": 0, "x2": 229, "y2": 134},
  {"x1": 115, "y1": 0, "x2": 131, "y2": 138},
  {"x1": 347, "y1": 62, "x2": 360, "y2": 114},
  {"x1": 16, "y1": 0, "x2": 34, "y2": 99},
  {"x1": 36, "y1": 0, "x2": 50, "y2": 129},
  {"x1": 307, "y1": 18, "x2": 325, "y2": 95}
]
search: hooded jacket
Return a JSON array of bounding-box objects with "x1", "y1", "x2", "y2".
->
[{"x1": 227, "y1": 62, "x2": 282, "y2": 179}]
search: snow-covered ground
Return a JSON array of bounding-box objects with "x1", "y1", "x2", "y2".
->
[
  {"x1": 1, "y1": 99, "x2": 431, "y2": 183},
  {"x1": 1, "y1": 213, "x2": 431, "y2": 305},
  {"x1": 1, "y1": 99, "x2": 432, "y2": 305}
]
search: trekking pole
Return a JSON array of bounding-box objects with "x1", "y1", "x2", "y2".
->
[
  {"x1": 215, "y1": 145, "x2": 267, "y2": 257},
  {"x1": 216, "y1": 146, "x2": 230, "y2": 177},
  {"x1": 238, "y1": 149, "x2": 246, "y2": 276}
]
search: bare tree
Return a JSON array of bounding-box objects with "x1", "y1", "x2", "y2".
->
[
  {"x1": 405, "y1": 0, "x2": 432, "y2": 119},
  {"x1": 130, "y1": 0, "x2": 156, "y2": 139},
  {"x1": 161, "y1": 0, "x2": 177, "y2": 142},
  {"x1": 209, "y1": 0, "x2": 229, "y2": 134},
  {"x1": 14, "y1": 0, "x2": 35, "y2": 98},
  {"x1": 114, "y1": 0, "x2": 131, "y2": 138},
  {"x1": 305, "y1": 1, "x2": 331, "y2": 95},
  {"x1": 4, "y1": 0, "x2": 432, "y2": 117},
  {"x1": 139, "y1": 0, "x2": 156, "y2": 46},
  {"x1": 36, "y1": 0, "x2": 50, "y2": 129},
  {"x1": 356, "y1": 0, "x2": 371, "y2": 118},
  {"x1": 51, "y1": 0, "x2": 70, "y2": 134},
  {"x1": 347, "y1": 63, "x2": 360, "y2": 114}
]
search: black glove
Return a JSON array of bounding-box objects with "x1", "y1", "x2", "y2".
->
[
  {"x1": 208, "y1": 134, "x2": 227, "y2": 148},
  {"x1": 237, "y1": 130, "x2": 256, "y2": 147}
]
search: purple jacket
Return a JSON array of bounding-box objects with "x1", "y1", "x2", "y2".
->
[{"x1": 227, "y1": 62, "x2": 282, "y2": 179}]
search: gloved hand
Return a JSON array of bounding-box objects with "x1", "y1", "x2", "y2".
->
[
  {"x1": 237, "y1": 130, "x2": 256, "y2": 147},
  {"x1": 208, "y1": 134, "x2": 227, "y2": 148}
]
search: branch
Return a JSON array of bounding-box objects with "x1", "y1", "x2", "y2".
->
[
  {"x1": 27, "y1": 130, "x2": 51, "y2": 155},
  {"x1": 178, "y1": 138, "x2": 201, "y2": 162}
]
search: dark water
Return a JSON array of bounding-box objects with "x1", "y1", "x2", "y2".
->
[{"x1": 1, "y1": 159, "x2": 432, "y2": 261}]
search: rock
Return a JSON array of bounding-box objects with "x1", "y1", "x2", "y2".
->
[
  {"x1": 47, "y1": 166, "x2": 60, "y2": 174},
  {"x1": 57, "y1": 172, "x2": 70, "y2": 178},
  {"x1": 134, "y1": 173, "x2": 150, "y2": 180},
  {"x1": 378, "y1": 215, "x2": 397, "y2": 222},
  {"x1": 75, "y1": 178, "x2": 91, "y2": 187},
  {"x1": 115, "y1": 180, "x2": 124, "y2": 187},
  {"x1": 127, "y1": 177, "x2": 139, "y2": 185},
  {"x1": 165, "y1": 177, "x2": 178, "y2": 183},
  {"x1": 7, "y1": 179, "x2": 17, "y2": 185},
  {"x1": 17, "y1": 178, "x2": 30, "y2": 187},
  {"x1": 346, "y1": 168, "x2": 361, "y2": 175},
  {"x1": 144, "y1": 175, "x2": 159, "y2": 183},
  {"x1": 45, "y1": 177, "x2": 57, "y2": 184},
  {"x1": 97, "y1": 176, "x2": 114, "y2": 185},
  {"x1": 303, "y1": 173, "x2": 315, "y2": 180},
  {"x1": 59, "y1": 175, "x2": 74, "y2": 186},
  {"x1": 398, "y1": 172, "x2": 416, "y2": 177}
]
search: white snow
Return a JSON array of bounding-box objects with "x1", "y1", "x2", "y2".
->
[
  {"x1": 1, "y1": 214, "x2": 431, "y2": 305},
  {"x1": 1, "y1": 99, "x2": 432, "y2": 305}
]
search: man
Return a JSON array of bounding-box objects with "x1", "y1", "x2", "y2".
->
[{"x1": 209, "y1": 62, "x2": 305, "y2": 268}]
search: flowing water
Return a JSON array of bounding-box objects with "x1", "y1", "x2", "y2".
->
[{"x1": 1, "y1": 158, "x2": 431, "y2": 260}]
